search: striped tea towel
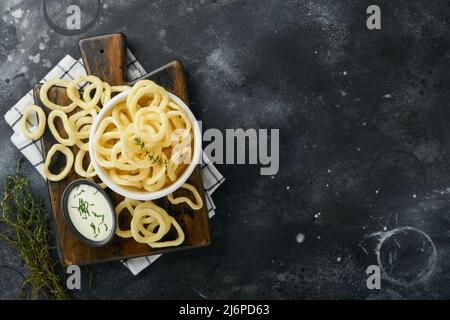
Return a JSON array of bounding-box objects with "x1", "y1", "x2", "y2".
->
[{"x1": 4, "y1": 49, "x2": 224, "y2": 276}]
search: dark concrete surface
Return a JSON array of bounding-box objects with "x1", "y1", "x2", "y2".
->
[{"x1": 0, "y1": 0, "x2": 449, "y2": 299}]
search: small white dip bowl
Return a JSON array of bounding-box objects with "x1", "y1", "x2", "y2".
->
[{"x1": 89, "y1": 89, "x2": 201, "y2": 201}]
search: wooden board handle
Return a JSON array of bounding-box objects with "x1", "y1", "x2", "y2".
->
[{"x1": 79, "y1": 33, "x2": 127, "y2": 85}]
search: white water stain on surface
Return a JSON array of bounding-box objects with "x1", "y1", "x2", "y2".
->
[
  {"x1": 295, "y1": 232, "x2": 305, "y2": 244},
  {"x1": 206, "y1": 48, "x2": 243, "y2": 85},
  {"x1": 11, "y1": 8, "x2": 23, "y2": 19},
  {"x1": 370, "y1": 226, "x2": 437, "y2": 287},
  {"x1": 300, "y1": 1, "x2": 349, "y2": 65},
  {"x1": 28, "y1": 53, "x2": 40, "y2": 64},
  {"x1": 0, "y1": 0, "x2": 53, "y2": 91}
]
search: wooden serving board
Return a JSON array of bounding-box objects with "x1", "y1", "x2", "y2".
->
[{"x1": 33, "y1": 33, "x2": 210, "y2": 266}]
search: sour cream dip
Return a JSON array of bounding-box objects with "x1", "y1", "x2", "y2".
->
[{"x1": 61, "y1": 179, "x2": 115, "y2": 246}]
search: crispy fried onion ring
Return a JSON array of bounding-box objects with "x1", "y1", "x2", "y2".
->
[
  {"x1": 67, "y1": 75, "x2": 104, "y2": 110},
  {"x1": 115, "y1": 198, "x2": 185, "y2": 248},
  {"x1": 21, "y1": 105, "x2": 46, "y2": 140},
  {"x1": 68, "y1": 108, "x2": 97, "y2": 151},
  {"x1": 48, "y1": 109, "x2": 76, "y2": 146},
  {"x1": 74, "y1": 149, "x2": 97, "y2": 178},
  {"x1": 39, "y1": 79, "x2": 78, "y2": 113},
  {"x1": 43, "y1": 144, "x2": 74, "y2": 181},
  {"x1": 167, "y1": 183, "x2": 203, "y2": 210}
]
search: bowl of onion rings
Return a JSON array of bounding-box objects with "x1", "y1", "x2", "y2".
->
[{"x1": 89, "y1": 80, "x2": 202, "y2": 201}]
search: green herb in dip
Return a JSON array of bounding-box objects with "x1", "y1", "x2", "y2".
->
[{"x1": 67, "y1": 184, "x2": 113, "y2": 241}]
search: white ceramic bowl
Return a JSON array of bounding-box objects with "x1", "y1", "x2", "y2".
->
[{"x1": 89, "y1": 89, "x2": 201, "y2": 201}]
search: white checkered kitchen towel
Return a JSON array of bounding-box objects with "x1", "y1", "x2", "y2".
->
[{"x1": 4, "y1": 49, "x2": 224, "y2": 275}]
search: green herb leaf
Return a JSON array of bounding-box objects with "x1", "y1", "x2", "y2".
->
[{"x1": 0, "y1": 159, "x2": 69, "y2": 299}]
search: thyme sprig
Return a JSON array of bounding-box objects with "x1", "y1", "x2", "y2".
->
[
  {"x1": 0, "y1": 160, "x2": 68, "y2": 300},
  {"x1": 134, "y1": 136, "x2": 163, "y2": 165}
]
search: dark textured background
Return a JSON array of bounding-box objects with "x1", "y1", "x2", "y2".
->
[{"x1": 0, "y1": 0, "x2": 449, "y2": 299}]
